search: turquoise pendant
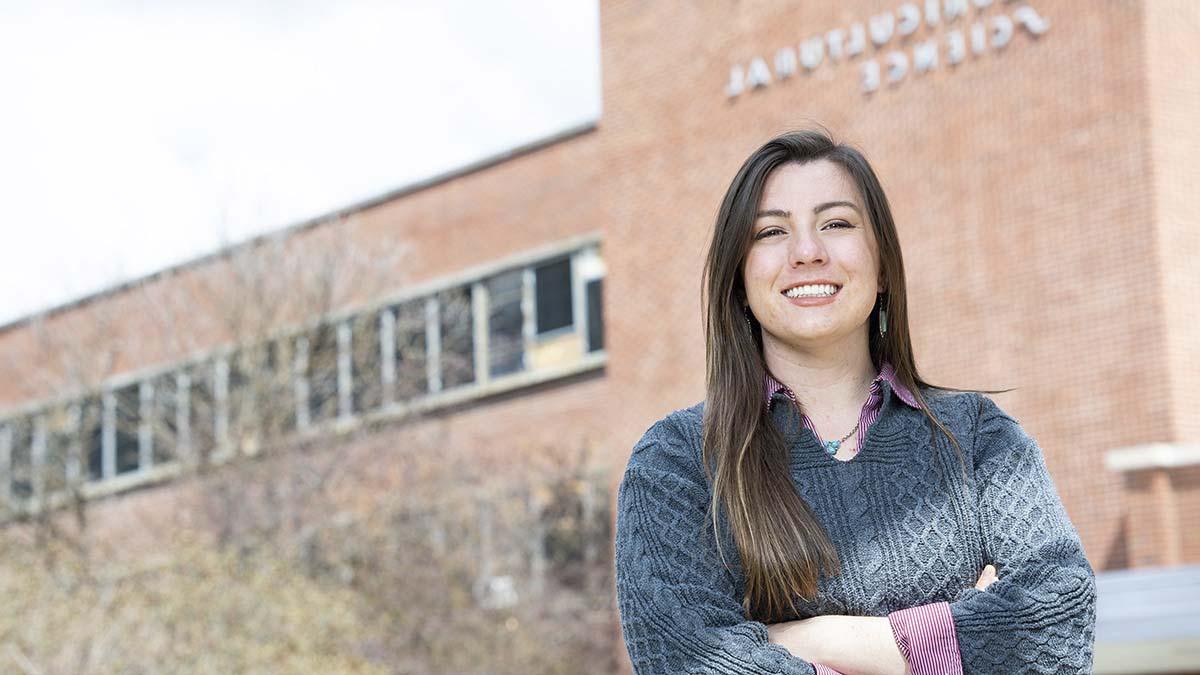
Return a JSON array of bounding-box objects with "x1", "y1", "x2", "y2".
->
[{"x1": 823, "y1": 440, "x2": 840, "y2": 455}]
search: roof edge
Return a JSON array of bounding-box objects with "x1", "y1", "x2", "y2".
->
[{"x1": 0, "y1": 120, "x2": 599, "y2": 335}]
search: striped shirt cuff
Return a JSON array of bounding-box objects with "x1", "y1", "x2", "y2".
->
[
  {"x1": 813, "y1": 664, "x2": 843, "y2": 675},
  {"x1": 887, "y1": 601, "x2": 963, "y2": 675}
]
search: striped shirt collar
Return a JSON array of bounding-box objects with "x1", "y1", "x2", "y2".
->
[{"x1": 763, "y1": 360, "x2": 920, "y2": 410}]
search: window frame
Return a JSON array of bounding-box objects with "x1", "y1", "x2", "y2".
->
[{"x1": 0, "y1": 235, "x2": 606, "y2": 514}]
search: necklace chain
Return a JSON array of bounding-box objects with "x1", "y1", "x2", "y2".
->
[
  {"x1": 822, "y1": 418, "x2": 861, "y2": 455},
  {"x1": 819, "y1": 377, "x2": 873, "y2": 455},
  {"x1": 784, "y1": 374, "x2": 876, "y2": 456}
]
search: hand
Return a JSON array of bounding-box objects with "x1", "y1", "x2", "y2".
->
[{"x1": 975, "y1": 564, "x2": 998, "y2": 591}]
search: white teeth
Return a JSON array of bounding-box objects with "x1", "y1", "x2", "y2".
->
[{"x1": 784, "y1": 284, "x2": 839, "y2": 298}]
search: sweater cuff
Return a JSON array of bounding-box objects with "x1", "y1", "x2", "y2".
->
[
  {"x1": 887, "y1": 602, "x2": 962, "y2": 675},
  {"x1": 813, "y1": 664, "x2": 844, "y2": 675}
]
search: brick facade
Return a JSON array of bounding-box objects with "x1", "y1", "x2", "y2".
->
[{"x1": 2, "y1": 1, "x2": 1197, "y2": 672}]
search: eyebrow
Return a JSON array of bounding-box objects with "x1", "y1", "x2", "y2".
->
[{"x1": 755, "y1": 201, "x2": 862, "y2": 220}]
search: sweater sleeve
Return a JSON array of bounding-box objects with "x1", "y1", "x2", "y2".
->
[
  {"x1": 615, "y1": 417, "x2": 818, "y2": 675},
  {"x1": 948, "y1": 394, "x2": 1097, "y2": 674}
]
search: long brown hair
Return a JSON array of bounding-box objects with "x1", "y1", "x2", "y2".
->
[{"x1": 701, "y1": 129, "x2": 992, "y2": 622}]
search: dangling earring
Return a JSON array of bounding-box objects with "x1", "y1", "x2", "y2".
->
[
  {"x1": 743, "y1": 305, "x2": 754, "y2": 331},
  {"x1": 878, "y1": 294, "x2": 888, "y2": 337}
]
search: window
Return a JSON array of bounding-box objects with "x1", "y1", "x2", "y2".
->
[
  {"x1": 529, "y1": 255, "x2": 590, "y2": 371},
  {"x1": 82, "y1": 396, "x2": 103, "y2": 481},
  {"x1": 535, "y1": 258, "x2": 573, "y2": 334},
  {"x1": 351, "y1": 313, "x2": 382, "y2": 414},
  {"x1": 186, "y1": 364, "x2": 217, "y2": 463},
  {"x1": 586, "y1": 277, "x2": 604, "y2": 353},
  {"x1": 150, "y1": 373, "x2": 179, "y2": 467},
  {"x1": 306, "y1": 324, "x2": 339, "y2": 424},
  {"x1": 487, "y1": 270, "x2": 525, "y2": 378},
  {"x1": 1, "y1": 243, "x2": 606, "y2": 504},
  {"x1": 438, "y1": 287, "x2": 474, "y2": 389},
  {"x1": 114, "y1": 384, "x2": 140, "y2": 474},
  {"x1": 393, "y1": 301, "x2": 428, "y2": 401},
  {"x1": 8, "y1": 418, "x2": 32, "y2": 501},
  {"x1": 226, "y1": 350, "x2": 258, "y2": 450},
  {"x1": 43, "y1": 405, "x2": 75, "y2": 494},
  {"x1": 260, "y1": 339, "x2": 296, "y2": 438}
]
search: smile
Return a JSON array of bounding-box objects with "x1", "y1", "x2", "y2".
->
[{"x1": 782, "y1": 284, "x2": 841, "y2": 298}]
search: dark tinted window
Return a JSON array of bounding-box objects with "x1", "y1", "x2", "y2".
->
[
  {"x1": 114, "y1": 385, "x2": 140, "y2": 474},
  {"x1": 535, "y1": 258, "x2": 573, "y2": 334},
  {"x1": 226, "y1": 350, "x2": 259, "y2": 446},
  {"x1": 487, "y1": 270, "x2": 525, "y2": 377},
  {"x1": 586, "y1": 278, "x2": 604, "y2": 352},
  {"x1": 8, "y1": 418, "x2": 32, "y2": 500},
  {"x1": 82, "y1": 396, "x2": 103, "y2": 481}
]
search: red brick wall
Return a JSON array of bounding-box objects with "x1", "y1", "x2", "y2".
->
[
  {"x1": 595, "y1": 0, "x2": 1168, "y2": 566},
  {"x1": 1, "y1": 1, "x2": 1197, "y2": 671},
  {"x1": 1146, "y1": 0, "x2": 1200, "y2": 445},
  {"x1": 1177, "y1": 467, "x2": 1200, "y2": 563}
]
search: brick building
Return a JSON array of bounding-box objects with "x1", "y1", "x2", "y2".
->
[{"x1": 2, "y1": 1, "x2": 1198, "y2": 672}]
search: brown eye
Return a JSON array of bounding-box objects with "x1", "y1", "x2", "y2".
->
[
  {"x1": 823, "y1": 220, "x2": 853, "y2": 230},
  {"x1": 754, "y1": 228, "x2": 784, "y2": 239}
]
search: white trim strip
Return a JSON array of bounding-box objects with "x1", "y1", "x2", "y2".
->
[{"x1": 1105, "y1": 443, "x2": 1200, "y2": 472}]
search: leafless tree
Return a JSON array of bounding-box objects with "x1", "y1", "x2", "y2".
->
[{"x1": 0, "y1": 216, "x2": 615, "y2": 674}]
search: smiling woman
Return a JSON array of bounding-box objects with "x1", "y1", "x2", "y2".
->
[
  {"x1": 614, "y1": 129, "x2": 1096, "y2": 674},
  {"x1": 745, "y1": 164, "x2": 882, "y2": 350}
]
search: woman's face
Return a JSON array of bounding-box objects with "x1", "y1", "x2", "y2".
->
[{"x1": 742, "y1": 159, "x2": 883, "y2": 354}]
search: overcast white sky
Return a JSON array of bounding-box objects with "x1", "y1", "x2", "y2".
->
[{"x1": 0, "y1": 1, "x2": 601, "y2": 326}]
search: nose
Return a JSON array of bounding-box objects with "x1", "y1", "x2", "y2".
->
[{"x1": 788, "y1": 227, "x2": 827, "y2": 266}]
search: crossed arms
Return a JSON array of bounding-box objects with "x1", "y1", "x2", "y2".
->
[{"x1": 614, "y1": 397, "x2": 1096, "y2": 674}]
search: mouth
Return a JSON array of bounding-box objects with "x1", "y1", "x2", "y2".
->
[{"x1": 781, "y1": 283, "x2": 841, "y2": 299}]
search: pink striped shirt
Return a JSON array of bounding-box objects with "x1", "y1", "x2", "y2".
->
[{"x1": 764, "y1": 361, "x2": 963, "y2": 675}]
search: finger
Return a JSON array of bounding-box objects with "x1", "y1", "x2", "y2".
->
[{"x1": 975, "y1": 564, "x2": 998, "y2": 590}]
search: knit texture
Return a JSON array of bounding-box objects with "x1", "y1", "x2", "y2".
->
[{"x1": 614, "y1": 382, "x2": 1096, "y2": 674}]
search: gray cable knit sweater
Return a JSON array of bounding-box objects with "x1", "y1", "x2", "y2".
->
[{"x1": 615, "y1": 382, "x2": 1096, "y2": 674}]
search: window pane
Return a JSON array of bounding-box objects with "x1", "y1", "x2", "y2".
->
[
  {"x1": 487, "y1": 270, "x2": 525, "y2": 378},
  {"x1": 586, "y1": 278, "x2": 604, "y2": 353},
  {"x1": 81, "y1": 396, "x2": 103, "y2": 481},
  {"x1": 114, "y1": 385, "x2": 140, "y2": 474},
  {"x1": 439, "y1": 287, "x2": 474, "y2": 389},
  {"x1": 351, "y1": 314, "x2": 382, "y2": 413},
  {"x1": 151, "y1": 374, "x2": 179, "y2": 466},
  {"x1": 43, "y1": 406, "x2": 74, "y2": 494},
  {"x1": 226, "y1": 350, "x2": 258, "y2": 448},
  {"x1": 307, "y1": 324, "x2": 339, "y2": 424},
  {"x1": 393, "y1": 301, "x2": 428, "y2": 400},
  {"x1": 187, "y1": 364, "x2": 217, "y2": 462},
  {"x1": 535, "y1": 258, "x2": 573, "y2": 334},
  {"x1": 260, "y1": 339, "x2": 295, "y2": 437},
  {"x1": 9, "y1": 418, "x2": 32, "y2": 500}
]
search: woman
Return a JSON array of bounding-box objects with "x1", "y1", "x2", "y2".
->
[{"x1": 614, "y1": 130, "x2": 1096, "y2": 674}]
